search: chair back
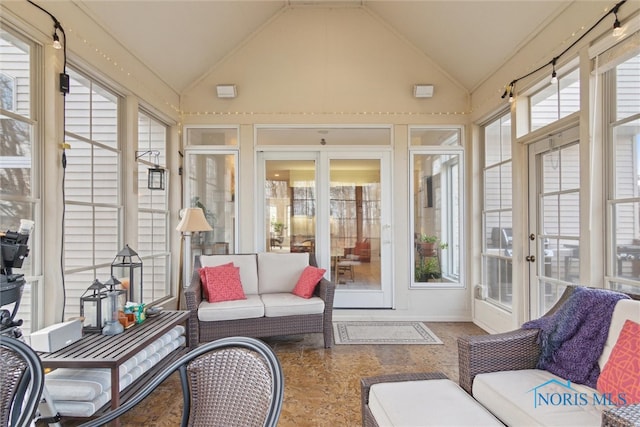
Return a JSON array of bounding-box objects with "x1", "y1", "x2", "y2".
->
[
  {"x1": 78, "y1": 336, "x2": 284, "y2": 427},
  {"x1": 0, "y1": 335, "x2": 45, "y2": 427},
  {"x1": 186, "y1": 340, "x2": 283, "y2": 426}
]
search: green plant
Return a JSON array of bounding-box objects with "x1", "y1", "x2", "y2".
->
[
  {"x1": 418, "y1": 234, "x2": 439, "y2": 243},
  {"x1": 415, "y1": 257, "x2": 441, "y2": 282},
  {"x1": 271, "y1": 221, "x2": 284, "y2": 234}
]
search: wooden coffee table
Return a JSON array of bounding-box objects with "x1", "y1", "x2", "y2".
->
[{"x1": 39, "y1": 310, "x2": 190, "y2": 422}]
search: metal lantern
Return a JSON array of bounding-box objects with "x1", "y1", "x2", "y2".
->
[
  {"x1": 111, "y1": 245, "x2": 143, "y2": 304},
  {"x1": 147, "y1": 167, "x2": 165, "y2": 190},
  {"x1": 80, "y1": 279, "x2": 108, "y2": 333},
  {"x1": 104, "y1": 275, "x2": 127, "y2": 314},
  {"x1": 102, "y1": 279, "x2": 125, "y2": 336}
]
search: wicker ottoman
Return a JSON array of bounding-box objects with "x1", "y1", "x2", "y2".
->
[{"x1": 360, "y1": 372, "x2": 503, "y2": 426}]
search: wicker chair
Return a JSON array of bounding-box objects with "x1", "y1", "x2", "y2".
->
[
  {"x1": 458, "y1": 285, "x2": 640, "y2": 427},
  {"x1": 0, "y1": 335, "x2": 45, "y2": 427},
  {"x1": 78, "y1": 336, "x2": 284, "y2": 427}
]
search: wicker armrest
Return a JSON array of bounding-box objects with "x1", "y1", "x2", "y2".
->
[
  {"x1": 183, "y1": 269, "x2": 202, "y2": 346},
  {"x1": 457, "y1": 328, "x2": 541, "y2": 394},
  {"x1": 602, "y1": 403, "x2": 640, "y2": 427}
]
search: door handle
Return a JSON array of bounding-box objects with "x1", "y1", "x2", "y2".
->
[{"x1": 526, "y1": 255, "x2": 536, "y2": 262}]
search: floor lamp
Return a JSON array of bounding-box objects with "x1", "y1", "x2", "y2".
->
[{"x1": 176, "y1": 208, "x2": 212, "y2": 309}]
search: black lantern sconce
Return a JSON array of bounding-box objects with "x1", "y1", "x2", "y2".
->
[
  {"x1": 135, "y1": 150, "x2": 165, "y2": 190},
  {"x1": 80, "y1": 279, "x2": 108, "y2": 333},
  {"x1": 111, "y1": 245, "x2": 143, "y2": 304}
]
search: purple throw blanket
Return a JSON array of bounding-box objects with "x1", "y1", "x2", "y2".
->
[{"x1": 522, "y1": 287, "x2": 629, "y2": 388}]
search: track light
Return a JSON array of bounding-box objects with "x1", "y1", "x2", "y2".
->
[
  {"x1": 550, "y1": 59, "x2": 558, "y2": 85},
  {"x1": 612, "y1": 14, "x2": 623, "y2": 36},
  {"x1": 52, "y1": 32, "x2": 62, "y2": 49}
]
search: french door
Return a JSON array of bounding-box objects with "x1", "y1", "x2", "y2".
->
[
  {"x1": 528, "y1": 126, "x2": 580, "y2": 317},
  {"x1": 257, "y1": 150, "x2": 393, "y2": 308}
]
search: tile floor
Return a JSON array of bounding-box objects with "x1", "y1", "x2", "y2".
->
[{"x1": 58, "y1": 322, "x2": 487, "y2": 426}]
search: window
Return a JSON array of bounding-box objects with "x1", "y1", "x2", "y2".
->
[
  {"x1": 481, "y1": 113, "x2": 513, "y2": 308},
  {"x1": 410, "y1": 128, "x2": 463, "y2": 287},
  {"x1": 0, "y1": 27, "x2": 39, "y2": 334},
  {"x1": 530, "y1": 68, "x2": 580, "y2": 131},
  {"x1": 64, "y1": 68, "x2": 121, "y2": 318},
  {"x1": 184, "y1": 127, "x2": 238, "y2": 257},
  {"x1": 607, "y1": 53, "x2": 640, "y2": 294},
  {"x1": 137, "y1": 111, "x2": 169, "y2": 302}
]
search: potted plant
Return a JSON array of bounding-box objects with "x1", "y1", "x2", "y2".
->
[
  {"x1": 415, "y1": 257, "x2": 441, "y2": 282},
  {"x1": 416, "y1": 234, "x2": 439, "y2": 256},
  {"x1": 271, "y1": 221, "x2": 285, "y2": 236}
]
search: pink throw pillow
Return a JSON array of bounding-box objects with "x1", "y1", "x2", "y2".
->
[
  {"x1": 597, "y1": 319, "x2": 640, "y2": 405},
  {"x1": 199, "y1": 262, "x2": 233, "y2": 300},
  {"x1": 292, "y1": 266, "x2": 326, "y2": 299},
  {"x1": 204, "y1": 265, "x2": 246, "y2": 303}
]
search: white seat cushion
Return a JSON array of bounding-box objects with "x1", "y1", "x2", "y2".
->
[
  {"x1": 369, "y1": 378, "x2": 502, "y2": 426},
  {"x1": 197, "y1": 294, "x2": 264, "y2": 321},
  {"x1": 261, "y1": 293, "x2": 324, "y2": 317},
  {"x1": 257, "y1": 252, "x2": 310, "y2": 294},
  {"x1": 473, "y1": 369, "x2": 606, "y2": 427},
  {"x1": 199, "y1": 254, "x2": 259, "y2": 295},
  {"x1": 598, "y1": 299, "x2": 640, "y2": 369}
]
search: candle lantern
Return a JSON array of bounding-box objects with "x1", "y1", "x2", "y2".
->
[
  {"x1": 80, "y1": 279, "x2": 108, "y2": 333},
  {"x1": 111, "y1": 245, "x2": 143, "y2": 304},
  {"x1": 102, "y1": 276, "x2": 126, "y2": 336}
]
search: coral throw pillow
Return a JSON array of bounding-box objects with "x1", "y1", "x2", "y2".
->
[
  {"x1": 597, "y1": 319, "x2": 640, "y2": 405},
  {"x1": 204, "y1": 265, "x2": 246, "y2": 303},
  {"x1": 199, "y1": 262, "x2": 233, "y2": 300},
  {"x1": 292, "y1": 266, "x2": 326, "y2": 299}
]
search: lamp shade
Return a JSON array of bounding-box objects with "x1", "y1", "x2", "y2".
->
[{"x1": 176, "y1": 208, "x2": 213, "y2": 232}]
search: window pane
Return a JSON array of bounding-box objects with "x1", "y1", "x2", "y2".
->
[
  {"x1": 187, "y1": 153, "x2": 236, "y2": 254},
  {"x1": 185, "y1": 127, "x2": 238, "y2": 146},
  {"x1": 482, "y1": 112, "x2": 513, "y2": 309},
  {"x1": 412, "y1": 150, "x2": 462, "y2": 285},
  {"x1": 613, "y1": 118, "x2": 640, "y2": 199},
  {"x1": 531, "y1": 68, "x2": 579, "y2": 131},
  {"x1": 0, "y1": 118, "x2": 31, "y2": 196},
  {"x1": 411, "y1": 128, "x2": 460, "y2": 146},
  {"x1": 0, "y1": 30, "x2": 30, "y2": 117},
  {"x1": 616, "y1": 53, "x2": 640, "y2": 121}
]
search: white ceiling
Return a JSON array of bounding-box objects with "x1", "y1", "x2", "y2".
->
[{"x1": 72, "y1": 0, "x2": 579, "y2": 94}]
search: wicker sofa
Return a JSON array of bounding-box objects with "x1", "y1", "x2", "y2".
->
[
  {"x1": 458, "y1": 286, "x2": 640, "y2": 427},
  {"x1": 184, "y1": 252, "x2": 335, "y2": 348}
]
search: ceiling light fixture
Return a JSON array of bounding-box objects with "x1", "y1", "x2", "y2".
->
[
  {"x1": 413, "y1": 84, "x2": 434, "y2": 98},
  {"x1": 216, "y1": 84, "x2": 237, "y2": 99}
]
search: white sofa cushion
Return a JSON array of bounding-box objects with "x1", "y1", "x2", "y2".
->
[
  {"x1": 199, "y1": 254, "x2": 259, "y2": 295},
  {"x1": 261, "y1": 293, "x2": 325, "y2": 317},
  {"x1": 197, "y1": 294, "x2": 264, "y2": 321},
  {"x1": 473, "y1": 369, "x2": 607, "y2": 427},
  {"x1": 369, "y1": 378, "x2": 502, "y2": 426},
  {"x1": 257, "y1": 252, "x2": 310, "y2": 294},
  {"x1": 598, "y1": 299, "x2": 640, "y2": 369}
]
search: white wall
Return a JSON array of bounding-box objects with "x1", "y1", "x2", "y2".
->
[{"x1": 183, "y1": 6, "x2": 473, "y2": 321}]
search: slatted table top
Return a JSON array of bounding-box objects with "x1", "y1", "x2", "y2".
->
[{"x1": 39, "y1": 310, "x2": 190, "y2": 369}]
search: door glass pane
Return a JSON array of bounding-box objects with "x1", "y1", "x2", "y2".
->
[
  {"x1": 536, "y1": 141, "x2": 580, "y2": 316},
  {"x1": 186, "y1": 153, "x2": 236, "y2": 254},
  {"x1": 264, "y1": 160, "x2": 316, "y2": 254},
  {"x1": 330, "y1": 159, "x2": 380, "y2": 290}
]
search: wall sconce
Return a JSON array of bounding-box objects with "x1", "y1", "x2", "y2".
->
[
  {"x1": 135, "y1": 150, "x2": 165, "y2": 190},
  {"x1": 216, "y1": 84, "x2": 237, "y2": 98},
  {"x1": 413, "y1": 84, "x2": 434, "y2": 98}
]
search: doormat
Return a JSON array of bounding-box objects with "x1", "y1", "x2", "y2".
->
[{"x1": 333, "y1": 321, "x2": 443, "y2": 345}]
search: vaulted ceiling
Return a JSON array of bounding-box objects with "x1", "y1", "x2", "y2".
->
[{"x1": 71, "y1": 1, "x2": 604, "y2": 94}]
